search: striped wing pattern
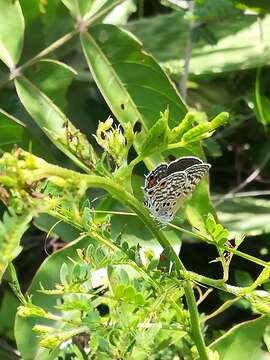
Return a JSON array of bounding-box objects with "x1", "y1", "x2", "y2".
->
[{"x1": 144, "y1": 157, "x2": 211, "y2": 225}]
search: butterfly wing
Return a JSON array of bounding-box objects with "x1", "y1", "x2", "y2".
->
[
  {"x1": 145, "y1": 171, "x2": 188, "y2": 224},
  {"x1": 144, "y1": 158, "x2": 211, "y2": 225},
  {"x1": 167, "y1": 156, "x2": 203, "y2": 175},
  {"x1": 185, "y1": 163, "x2": 211, "y2": 193},
  {"x1": 144, "y1": 163, "x2": 168, "y2": 190}
]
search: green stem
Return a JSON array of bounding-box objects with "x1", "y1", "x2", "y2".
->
[
  {"x1": 125, "y1": 154, "x2": 143, "y2": 172},
  {"x1": 19, "y1": 30, "x2": 78, "y2": 72},
  {"x1": 169, "y1": 223, "x2": 210, "y2": 242},
  {"x1": 166, "y1": 141, "x2": 185, "y2": 151},
  {"x1": 224, "y1": 245, "x2": 270, "y2": 269},
  {"x1": 186, "y1": 271, "x2": 243, "y2": 296},
  {"x1": 201, "y1": 298, "x2": 240, "y2": 324},
  {"x1": 183, "y1": 282, "x2": 209, "y2": 360},
  {"x1": 170, "y1": 223, "x2": 270, "y2": 269},
  {"x1": 255, "y1": 66, "x2": 265, "y2": 128}
]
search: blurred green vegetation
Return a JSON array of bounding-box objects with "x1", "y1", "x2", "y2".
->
[{"x1": 1, "y1": 0, "x2": 270, "y2": 359}]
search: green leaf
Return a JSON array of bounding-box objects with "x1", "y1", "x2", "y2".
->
[
  {"x1": 182, "y1": 123, "x2": 212, "y2": 144},
  {"x1": 140, "y1": 111, "x2": 169, "y2": 156},
  {"x1": 123, "y1": 284, "x2": 136, "y2": 300},
  {"x1": 83, "y1": 0, "x2": 126, "y2": 23},
  {"x1": 0, "y1": 108, "x2": 31, "y2": 152},
  {"x1": 247, "y1": 93, "x2": 270, "y2": 127},
  {"x1": 206, "y1": 213, "x2": 216, "y2": 234},
  {"x1": 205, "y1": 212, "x2": 229, "y2": 245},
  {"x1": 80, "y1": 23, "x2": 186, "y2": 168},
  {"x1": 15, "y1": 76, "x2": 97, "y2": 173},
  {"x1": 0, "y1": 108, "x2": 52, "y2": 160},
  {"x1": 0, "y1": 0, "x2": 24, "y2": 68},
  {"x1": 0, "y1": 212, "x2": 32, "y2": 283},
  {"x1": 62, "y1": 0, "x2": 123, "y2": 19},
  {"x1": 81, "y1": 23, "x2": 214, "y2": 231},
  {"x1": 111, "y1": 213, "x2": 181, "y2": 256},
  {"x1": 234, "y1": 0, "x2": 270, "y2": 14},
  {"x1": 217, "y1": 197, "x2": 270, "y2": 237},
  {"x1": 234, "y1": 269, "x2": 253, "y2": 287},
  {"x1": 24, "y1": 59, "x2": 77, "y2": 110},
  {"x1": 0, "y1": 291, "x2": 19, "y2": 340},
  {"x1": 103, "y1": 0, "x2": 137, "y2": 25},
  {"x1": 61, "y1": 0, "x2": 84, "y2": 17},
  {"x1": 59, "y1": 263, "x2": 69, "y2": 286},
  {"x1": 14, "y1": 236, "x2": 93, "y2": 360},
  {"x1": 126, "y1": 12, "x2": 270, "y2": 75},
  {"x1": 211, "y1": 316, "x2": 270, "y2": 360},
  {"x1": 184, "y1": 148, "x2": 216, "y2": 233},
  {"x1": 169, "y1": 112, "x2": 195, "y2": 142}
]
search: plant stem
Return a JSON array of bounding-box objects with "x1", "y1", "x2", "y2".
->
[
  {"x1": 166, "y1": 141, "x2": 185, "y2": 151},
  {"x1": 224, "y1": 245, "x2": 270, "y2": 269},
  {"x1": 201, "y1": 298, "x2": 240, "y2": 324},
  {"x1": 183, "y1": 282, "x2": 209, "y2": 360},
  {"x1": 170, "y1": 223, "x2": 270, "y2": 269},
  {"x1": 179, "y1": 1, "x2": 195, "y2": 101},
  {"x1": 19, "y1": 30, "x2": 78, "y2": 72},
  {"x1": 186, "y1": 272, "x2": 242, "y2": 296}
]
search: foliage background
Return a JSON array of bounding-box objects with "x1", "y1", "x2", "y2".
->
[{"x1": 1, "y1": 0, "x2": 270, "y2": 359}]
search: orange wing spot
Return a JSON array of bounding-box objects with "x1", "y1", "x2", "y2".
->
[{"x1": 148, "y1": 176, "x2": 157, "y2": 188}]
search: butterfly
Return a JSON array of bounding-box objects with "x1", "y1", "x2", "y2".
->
[{"x1": 143, "y1": 156, "x2": 211, "y2": 225}]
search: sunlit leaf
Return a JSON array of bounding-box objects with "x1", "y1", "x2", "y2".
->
[
  {"x1": 103, "y1": 0, "x2": 137, "y2": 25},
  {"x1": 211, "y1": 316, "x2": 270, "y2": 360},
  {"x1": 83, "y1": 0, "x2": 126, "y2": 23},
  {"x1": 0, "y1": 212, "x2": 32, "y2": 282},
  {"x1": 0, "y1": 0, "x2": 24, "y2": 68},
  {"x1": 126, "y1": 12, "x2": 270, "y2": 75},
  {"x1": 217, "y1": 197, "x2": 270, "y2": 237},
  {"x1": 234, "y1": 0, "x2": 270, "y2": 14}
]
